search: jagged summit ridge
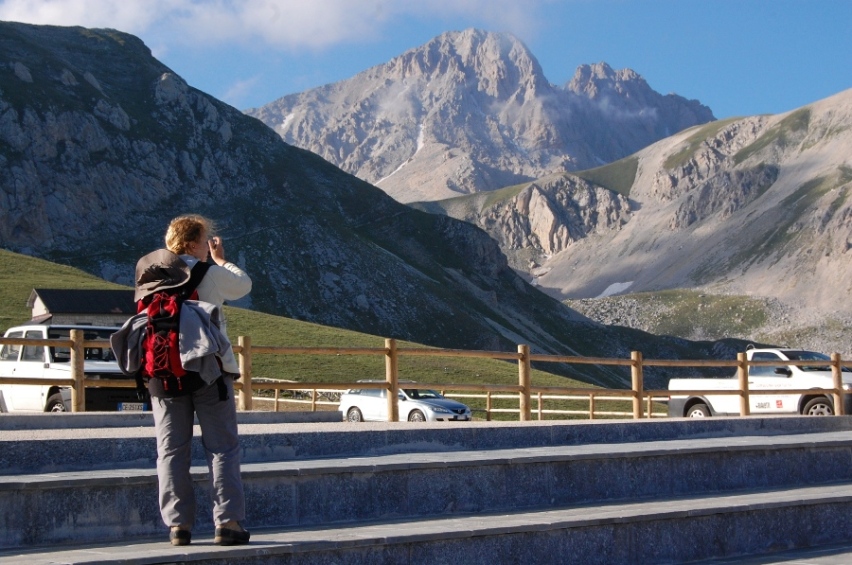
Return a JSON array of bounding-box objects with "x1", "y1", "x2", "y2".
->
[
  {"x1": 248, "y1": 29, "x2": 715, "y2": 203},
  {"x1": 383, "y1": 29, "x2": 549, "y2": 97},
  {"x1": 567, "y1": 62, "x2": 647, "y2": 97}
]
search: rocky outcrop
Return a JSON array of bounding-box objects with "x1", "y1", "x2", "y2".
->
[
  {"x1": 646, "y1": 117, "x2": 767, "y2": 202},
  {"x1": 668, "y1": 165, "x2": 779, "y2": 230},
  {"x1": 502, "y1": 177, "x2": 630, "y2": 253},
  {"x1": 247, "y1": 29, "x2": 714, "y2": 203},
  {"x1": 418, "y1": 174, "x2": 631, "y2": 269}
]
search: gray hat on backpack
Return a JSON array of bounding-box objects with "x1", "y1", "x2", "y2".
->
[{"x1": 134, "y1": 249, "x2": 191, "y2": 302}]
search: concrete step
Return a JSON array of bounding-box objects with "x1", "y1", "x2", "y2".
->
[
  {"x1": 2, "y1": 483, "x2": 852, "y2": 564},
  {"x1": 4, "y1": 415, "x2": 852, "y2": 475},
  {"x1": 3, "y1": 429, "x2": 852, "y2": 549}
]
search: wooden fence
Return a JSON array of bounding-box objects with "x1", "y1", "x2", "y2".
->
[{"x1": 0, "y1": 332, "x2": 850, "y2": 420}]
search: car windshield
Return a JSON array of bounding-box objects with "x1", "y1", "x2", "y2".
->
[
  {"x1": 783, "y1": 350, "x2": 850, "y2": 372},
  {"x1": 402, "y1": 389, "x2": 443, "y2": 400},
  {"x1": 48, "y1": 328, "x2": 117, "y2": 363}
]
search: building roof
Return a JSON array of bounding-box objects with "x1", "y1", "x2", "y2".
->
[{"x1": 27, "y1": 289, "x2": 136, "y2": 315}]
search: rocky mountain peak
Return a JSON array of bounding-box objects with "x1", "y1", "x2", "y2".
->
[
  {"x1": 249, "y1": 30, "x2": 715, "y2": 203},
  {"x1": 567, "y1": 62, "x2": 645, "y2": 99},
  {"x1": 376, "y1": 28, "x2": 549, "y2": 103}
]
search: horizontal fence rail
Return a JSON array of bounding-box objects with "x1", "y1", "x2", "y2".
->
[{"x1": 1, "y1": 333, "x2": 850, "y2": 420}]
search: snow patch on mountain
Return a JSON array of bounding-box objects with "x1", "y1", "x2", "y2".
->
[{"x1": 596, "y1": 282, "x2": 634, "y2": 299}]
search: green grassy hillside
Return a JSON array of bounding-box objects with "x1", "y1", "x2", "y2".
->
[
  {"x1": 2, "y1": 249, "x2": 592, "y2": 393},
  {"x1": 572, "y1": 156, "x2": 640, "y2": 197},
  {"x1": 0, "y1": 249, "x2": 128, "y2": 328}
]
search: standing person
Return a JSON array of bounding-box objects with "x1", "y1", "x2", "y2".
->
[{"x1": 137, "y1": 214, "x2": 252, "y2": 547}]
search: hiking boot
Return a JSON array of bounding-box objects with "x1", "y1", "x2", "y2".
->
[
  {"x1": 214, "y1": 521, "x2": 250, "y2": 546},
  {"x1": 169, "y1": 526, "x2": 192, "y2": 546}
]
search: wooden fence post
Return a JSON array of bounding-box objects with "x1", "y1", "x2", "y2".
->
[
  {"x1": 385, "y1": 338, "x2": 399, "y2": 422},
  {"x1": 589, "y1": 393, "x2": 596, "y2": 420},
  {"x1": 832, "y1": 353, "x2": 844, "y2": 416},
  {"x1": 631, "y1": 351, "x2": 643, "y2": 419},
  {"x1": 738, "y1": 352, "x2": 750, "y2": 416},
  {"x1": 238, "y1": 335, "x2": 252, "y2": 411},
  {"x1": 518, "y1": 344, "x2": 531, "y2": 421},
  {"x1": 70, "y1": 329, "x2": 85, "y2": 412},
  {"x1": 486, "y1": 391, "x2": 492, "y2": 421}
]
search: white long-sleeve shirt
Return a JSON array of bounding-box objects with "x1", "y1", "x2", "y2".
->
[
  {"x1": 180, "y1": 255, "x2": 251, "y2": 311},
  {"x1": 180, "y1": 255, "x2": 252, "y2": 372}
]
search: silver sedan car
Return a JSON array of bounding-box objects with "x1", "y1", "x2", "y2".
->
[{"x1": 339, "y1": 384, "x2": 471, "y2": 422}]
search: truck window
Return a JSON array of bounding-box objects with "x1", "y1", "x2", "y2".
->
[
  {"x1": 84, "y1": 347, "x2": 115, "y2": 361},
  {"x1": 20, "y1": 330, "x2": 45, "y2": 362},
  {"x1": 750, "y1": 352, "x2": 783, "y2": 377},
  {"x1": 47, "y1": 327, "x2": 115, "y2": 363},
  {"x1": 0, "y1": 331, "x2": 23, "y2": 361},
  {"x1": 785, "y1": 351, "x2": 833, "y2": 372}
]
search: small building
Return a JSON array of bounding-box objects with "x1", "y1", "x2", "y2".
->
[{"x1": 27, "y1": 289, "x2": 135, "y2": 326}]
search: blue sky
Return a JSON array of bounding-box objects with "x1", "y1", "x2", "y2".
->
[{"x1": 1, "y1": 0, "x2": 850, "y2": 119}]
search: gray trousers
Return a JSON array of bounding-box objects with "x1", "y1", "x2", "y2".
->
[{"x1": 151, "y1": 377, "x2": 245, "y2": 528}]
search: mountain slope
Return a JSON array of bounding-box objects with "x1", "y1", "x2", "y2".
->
[
  {"x1": 419, "y1": 89, "x2": 852, "y2": 352},
  {"x1": 542, "y1": 92, "x2": 852, "y2": 309},
  {"x1": 247, "y1": 29, "x2": 714, "y2": 203},
  {"x1": 0, "y1": 21, "x2": 746, "y2": 389}
]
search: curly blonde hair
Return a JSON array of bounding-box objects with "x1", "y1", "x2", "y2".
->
[{"x1": 164, "y1": 215, "x2": 216, "y2": 254}]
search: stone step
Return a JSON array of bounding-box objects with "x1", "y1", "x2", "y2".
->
[
  {"x1": 2, "y1": 483, "x2": 852, "y2": 564},
  {"x1": 3, "y1": 429, "x2": 852, "y2": 550},
  {"x1": 4, "y1": 415, "x2": 852, "y2": 475}
]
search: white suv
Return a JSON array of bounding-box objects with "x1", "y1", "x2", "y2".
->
[{"x1": 0, "y1": 324, "x2": 147, "y2": 412}]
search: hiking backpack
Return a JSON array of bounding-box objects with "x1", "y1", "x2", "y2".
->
[{"x1": 137, "y1": 260, "x2": 211, "y2": 392}]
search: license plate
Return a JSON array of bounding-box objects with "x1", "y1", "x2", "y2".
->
[{"x1": 119, "y1": 402, "x2": 147, "y2": 411}]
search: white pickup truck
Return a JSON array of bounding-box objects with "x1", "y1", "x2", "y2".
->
[
  {"x1": 0, "y1": 324, "x2": 147, "y2": 412},
  {"x1": 668, "y1": 347, "x2": 852, "y2": 417}
]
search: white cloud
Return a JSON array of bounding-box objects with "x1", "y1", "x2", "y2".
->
[
  {"x1": 0, "y1": 0, "x2": 547, "y2": 51},
  {"x1": 220, "y1": 76, "x2": 261, "y2": 108}
]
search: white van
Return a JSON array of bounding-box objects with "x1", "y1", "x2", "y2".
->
[{"x1": 0, "y1": 324, "x2": 147, "y2": 412}]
